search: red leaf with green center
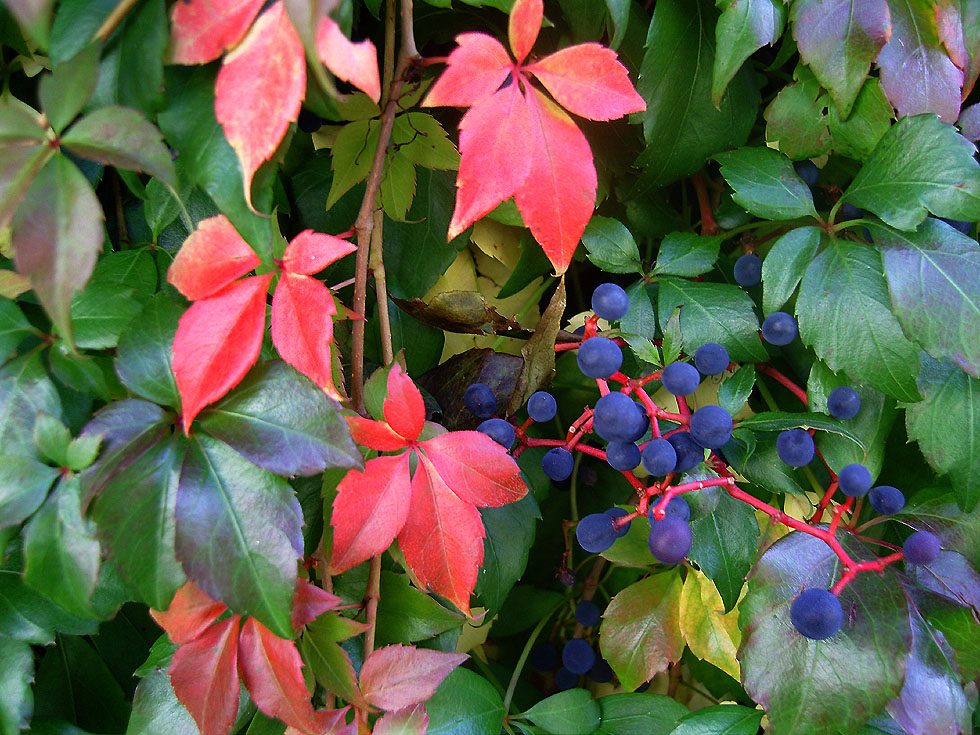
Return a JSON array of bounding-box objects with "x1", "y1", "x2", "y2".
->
[
  {"x1": 525, "y1": 44, "x2": 647, "y2": 121},
  {"x1": 291, "y1": 578, "x2": 340, "y2": 630},
  {"x1": 398, "y1": 453, "x2": 485, "y2": 616},
  {"x1": 446, "y1": 81, "x2": 533, "y2": 240},
  {"x1": 167, "y1": 215, "x2": 260, "y2": 301},
  {"x1": 508, "y1": 0, "x2": 542, "y2": 64},
  {"x1": 383, "y1": 362, "x2": 425, "y2": 441},
  {"x1": 373, "y1": 705, "x2": 429, "y2": 735},
  {"x1": 420, "y1": 431, "x2": 526, "y2": 507},
  {"x1": 422, "y1": 33, "x2": 513, "y2": 108},
  {"x1": 359, "y1": 644, "x2": 468, "y2": 710},
  {"x1": 169, "y1": 0, "x2": 264, "y2": 64},
  {"x1": 238, "y1": 616, "x2": 317, "y2": 733},
  {"x1": 173, "y1": 273, "x2": 273, "y2": 432},
  {"x1": 345, "y1": 415, "x2": 411, "y2": 452},
  {"x1": 214, "y1": 1, "x2": 305, "y2": 210},
  {"x1": 282, "y1": 230, "x2": 357, "y2": 276},
  {"x1": 150, "y1": 581, "x2": 227, "y2": 645},
  {"x1": 286, "y1": 708, "x2": 355, "y2": 735},
  {"x1": 315, "y1": 15, "x2": 381, "y2": 104},
  {"x1": 514, "y1": 86, "x2": 596, "y2": 273},
  {"x1": 169, "y1": 615, "x2": 241, "y2": 735},
  {"x1": 330, "y1": 452, "x2": 413, "y2": 574},
  {"x1": 271, "y1": 272, "x2": 340, "y2": 399}
]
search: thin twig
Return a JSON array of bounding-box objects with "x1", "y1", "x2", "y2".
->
[{"x1": 92, "y1": 0, "x2": 141, "y2": 42}]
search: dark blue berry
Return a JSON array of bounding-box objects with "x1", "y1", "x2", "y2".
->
[
  {"x1": 666, "y1": 432, "x2": 703, "y2": 473},
  {"x1": 647, "y1": 516, "x2": 692, "y2": 565},
  {"x1": 827, "y1": 386, "x2": 861, "y2": 420},
  {"x1": 297, "y1": 108, "x2": 323, "y2": 133},
  {"x1": 840, "y1": 202, "x2": 863, "y2": 221},
  {"x1": 940, "y1": 217, "x2": 972, "y2": 234},
  {"x1": 794, "y1": 160, "x2": 820, "y2": 188},
  {"x1": 634, "y1": 681, "x2": 651, "y2": 693},
  {"x1": 576, "y1": 513, "x2": 617, "y2": 553},
  {"x1": 762, "y1": 312, "x2": 798, "y2": 346},
  {"x1": 575, "y1": 601, "x2": 601, "y2": 627},
  {"x1": 904, "y1": 531, "x2": 941, "y2": 565},
  {"x1": 838, "y1": 464, "x2": 872, "y2": 497},
  {"x1": 734, "y1": 253, "x2": 762, "y2": 287},
  {"x1": 464, "y1": 382, "x2": 496, "y2": 419},
  {"x1": 558, "y1": 569, "x2": 576, "y2": 586},
  {"x1": 542, "y1": 447, "x2": 574, "y2": 481},
  {"x1": 605, "y1": 507, "x2": 631, "y2": 538},
  {"x1": 477, "y1": 418, "x2": 514, "y2": 449},
  {"x1": 689, "y1": 405, "x2": 733, "y2": 449},
  {"x1": 577, "y1": 336, "x2": 623, "y2": 379},
  {"x1": 593, "y1": 392, "x2": 645, "y2": 442},
  {"x1": 589, "y1": 657, "x2": 614, "y2": 683},
  {"x1": 869, "y1": 485, "x2": 905, "y2": 515},
  {"x1": 562, "y1": 639, "x2": 596, "y2": 674},
  {"x1": 530, "y1": 642, "x2": 558, "y2": 671},
  {"x1": 592, "y1": 283, "x2": 629, "y2": 321},
  {"x1": 648, "y1": 496, "x2": 690, "y2": 524},
  {"x1": 662, "y1": 362, "x2": 701, "y2": 396},
  {"x1": 527, "y1": 391, "x2": 557, "y2": 422},
  {"x1": 555, "y1": 667, "x2": 579, "y2": 690},
  {"x1": 641, "y1": 438, "x2": 677, "y2": 476},
  {"x1": 694, "y1": 343, "x2": 729, "y2": 376},
  {"x1": 624, "y1": 402, "x2": 650, "y2": 442},
  {"x1": 790, "y1": 588, "x2": 842, "y2": 640},
  {"x1": 776, "y1": 429, "x2": 814, "y2": 467},
  {"x1": 606, "y1": 441, "x2": 641, "y2": 471}
]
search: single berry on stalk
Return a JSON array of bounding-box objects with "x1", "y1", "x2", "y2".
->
[
  {"x1": 647, "y1": 516, "x2": 692, "y2": 565},
  {"x1": 605, "y1": 507, "x2": 631, "y2": 538},
  {"x1": 667, "y1": 432, "x2": 703, "y2": 473},
  {"x1": 477, "y1": 418, "x2": 514, "y2": 449},
  {"x1": 592, "y1": 283, "x2": 629, "y2": 321},
  {"x1": 790, "y1": 588, "x2": 842, "y2": 640},
  {"x1": 648, "y1": 496, "x2": 690, "y2": 524},
  {"x1": 734, "y1": 253, "x2": 763, "y2": 287},
  {"x1": 690, "y1": 405, "x2": 733, "y2": 448},
  {"x1": 827, "y1": 386, "x2": 861, "y2": 420},
  {"x1": 606, "y1": 441, "x2": 641, "y2": 471},
  {"x1": 694, "y1": 343, "x2": 729, "y2": 376},
  {"x1": 762, "y1": 312, "x2": 798, "y2": 346},
  {"x1": 662, "y1": 362, "x2": 701, "y2": 396},
  {"x1": 464, "y1": 382, "x2": 496, "y2": 419},
  {"x1": 838, "y1": 463, "x2": 872, "y2": 497},
  {"x1": 542, "y1": 447, "x2": 574, "y2": 481},
  {"x1": 577, "y1": 336, "x2": 623, "y2": 378},
  {"x1": 869, "y1": 485, "x2": 905, "y2": 515},
  {"x1": 776, "y1": 429, "x2": 814, "y2": 467},
  {"x1": 593, "y1": 392, "x2": 645, "y2": 442},
  {"x1": 562, "y1": 639, "x2": 596, "y2": 674},
  {"x1": 641, "y1": 438, "x2": 677, "y2": 476},
  {"x1": 575, "y1": 601, "x2": 601, "y2": 627},
  {"x1": 904, "y1": 531, "x2": 941, "y2": 565},
  {"x1": 576, "y1": 513, "x2": 617, "y2": 553},
  {"x1": 527, "y1": 391, "x2": 557, "y2": 422}
]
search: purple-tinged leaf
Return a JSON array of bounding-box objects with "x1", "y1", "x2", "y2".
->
[
  {"x1": 0, "y1": 144, "x2": 50, "y2": 229},
  {"x1": 909, "y1": 552, "x2": 980, "y2": 614},
  {"x1": 763, "y1": 67, "x2": 832, "y2": 159},
  {"x1": 959, "y1": 102, "x2": 980, "y2": 142},
  {"x1": 11, "y1": 153, "x2": 104, "y2": 346}
]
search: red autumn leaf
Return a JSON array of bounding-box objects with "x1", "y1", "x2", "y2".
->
[
  {"x1": 345, "y1": 415, "x2": 411, "y2": 452},
  {"x1": 282, "y1": 230, "x2": 357, "y2": 276},
  {"x1": 150, "y1": 581, "x2": 227, "y2": 645},
  {"x1": 271, "y1": 272, "x2": 340, "y2": 399},
  {"x1": 330, "y1": 452, "x2": 414, "y2": 574},
  {"x1": 422, "y1": 33, "x2": 513, "y2": 108},
  {"x1": 398, "y1": 453, "x2": 486, "y2": 616},
  {"x1": 382, "y1": 362, "x2": 425, "y2": 442},
  {"x1": 373, "y1": 705, "x2": 429, "y2": 735},
  {"x1": 167, "y1": 215, "x2": 260, "y2": 301},
  {"x1": 514, "y1": 86, "x2": 596, "y2": 273},
  {"x1": 359, "y1": 644, "x2": 467, "y2": 711},
  {"x1": 238, "y1": 617, "x2": 317, "y2": 733},
  {"x1": 316, "y1": 16, "x2": 382, "y2": 104},
  {"x1": 286, "y1": 708, "x2": 355, "y2": 735},
  {"x1": 447, "y1": 82, "x2": 534, "y2": 240},
  {"x1": 291, "y1": 578, "x2": 340, "y2": 630},
  {"x1": 525, "y1": 44, "x2": 648, "y2": 121},
  {"x1": 169, "y1": 0, "x2": 264, "y2": 64},
  {"x1": 173, "y1": 273, "x2": 273, "y2": 432},
  {"x1": 214, "y1": 1, "x2": 305, "y2": 210},
  {"x1": 508, "y1": 0, "x2": 542, "y2": 65},
  {"x1": 420, "y1": 431, "x2": 527, "y2": 507},
  {"x1": 169, "y1": 615, "x2": 242, "y2": 735}
]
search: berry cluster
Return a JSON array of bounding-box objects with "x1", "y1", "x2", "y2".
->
[{"x1": 528, "y1": 591, "x2": 615, "y2": 690}]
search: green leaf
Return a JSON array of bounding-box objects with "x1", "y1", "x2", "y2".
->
[
  {"x1": 601, "y1": 509, "x2": 656, "y2": 568},
  {"x1": 326, "y1": 119, "x2": 378, "y2": 209},
  {"x1": 425, "y1": 667, "x2": 506, "y2": 735},
  {"x1": 0, "y1": 635, "x2": 33, "y2": 734},
  {"x1": 379, "y1": 148, "x2": 416, "y2": 222},
  {"x1": 581, "y1": 217, "x2": 643, "y2": 274},
  {"x1": 717, "y1": 365, "x2": 754, "y2": 417},
  {"x1": 376, "y1": 571, "x2": 464, "y2": 645},
  {"x1": 0, "y1": 299, "x2": 36, "y2": 364},
  {"x1": 906, "y1": 354, "x2": 980, "y2": 511},
  {"x1": 70, "y1": 281, "x2": 142, "y2": 350},
  {"x1": 48, "y1": 0, "x2": 114, "y2": 64},
  {"x1": 23, "y1": 475, "x2": 100, "y2": 617},
  {"x1": 91, "y1": 436, "x2": 186, "y2": 611},
  {"x1": 0, "y1": 455, "x2": 59, "y2": 528},
  {"x1": 396, "y1": 112, "x2": 460, "y2": 171},
  {"x1": 0, "y1": 95, "x2": 46, "y2": 144},
  {"x1": 476, "y1": 493, "x2": 539, "y2": 613},
  {"x1": 176, "y1": 435, "x2": 302, "y2": 638},
  {"x1": 657, "y1": 278, "x2": 767, "y2": 362},
  {"x1": 736, "y1": 411, "x2": 866, "y2": 449},
  {"x1": 33, "y1": 411, "x2": 70, "y2": 467},
  {"x1": 497, "y1": 232, "x2": 553, "y2": 299},
  {"x1": 49, "y1": 347, "x2": 120, "y2": 402},
  {"x1": 0, "y1": 352, "x2": 62, "y2": 458},
  {"x1": 678, "y1": 572, "x2": 741, "y2": 680},
  {"x1": 198, "y1": 360, "x2": 362, "y2": 477},
  {"x1": 522, "y1": 689, "x2": 600, "y2": 735},
  {"x1": 796, "y1": 240, "x2": 920, "y2": 402},
  {"x1": 64, "y1": 433, "x2": 102, "y2": 472},
  {"x1": 634, "y1": 0, "x2": 758, "y2": 191},
  {"x1": 723, "y1": 431, "x2": 807, "y2": 496},
  {"x1": 600, "y1": 571, "x2": 684, "y2": 690},
  {"x1": 91, "y1": 250, "x2": 157, "y2": 297},
  {"x1": 38, "y1": 43, "x2": 99, "y2": 133},
  {"x1": 739, "y1": 530, "x2": 907, "y2": 735},
  {"x1": 604, "y1": 0, "x2": 630, "y2": 49},
  {"x1": 103, "y1": 0, "x2": 168, "y2": 116},
  {"x1": 621, "y1": 281, "x2": 656, "y2": 344},
  {"x1": 126, "y1": 661, "x2": 199, "y2": 735},
  {"x1": 670, "y1": 705, "x2": 764, "y2": 735},
  {"x1": 114, "y1": 290, "x2": 183, "y2": 407},
  {"x1": 828, "y1": 78, "x2": 893, "y2": 162},
  {"x1": 841, "y1": 114, "x2": 980, "y2": 230},
  {"x1": 302, "y1": 618, "x2": 367, "y2": 707},
  {"x1": 653, "y1": 232, "x2": 722, "y2": 277},
  {"x1": 658, "y1": 307, "x2": 682, "y2": 367},
  {"x1": 714, "y1": 147, "x2": 817, "y2": 219},
  {"x1": 872, "y1": 218, "x2": 980, "y2": 378},
  {"x1": 595, "y1": 693, "x2": 688, "y2": 735},
  {"x1": 925, "y1": 603, "x2": 980, "y2": 681},
  {"x1": 761, "y1": 226, "x2": 821, "y2": 315},
  {"x1": 763, "y1": 67, "x2": 831, "y2": 159},
  {"x1": 689, "y1": 491, "x2": 758, "y2": 612},
  {"x1": 712, "y1": 0, "x2": 783, "y2": 106},
  {"x1": 11, "y1": 153, "x2": 104, "y2": 346}
]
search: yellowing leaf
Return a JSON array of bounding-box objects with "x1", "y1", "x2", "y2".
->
[{"x1": 679, "y1": 570, "x2": 741, "y2": 681}]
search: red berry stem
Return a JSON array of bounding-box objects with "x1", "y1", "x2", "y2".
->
[{"x1": 757, "y1": 363, "x2": 808, "y2": 406}]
